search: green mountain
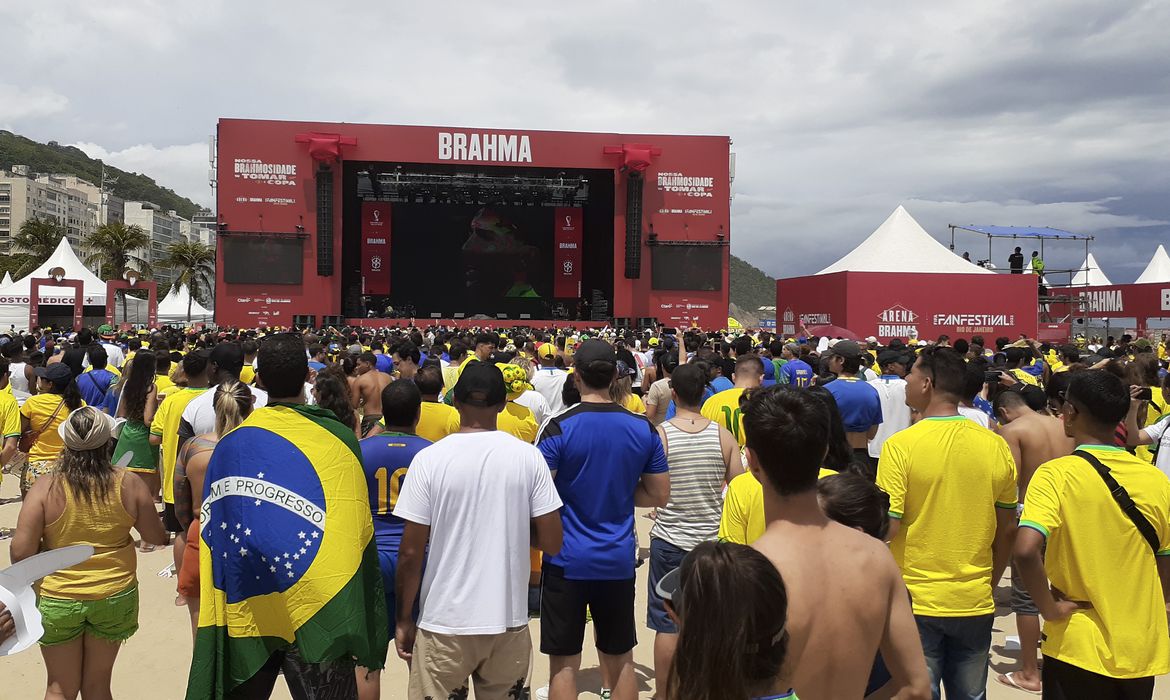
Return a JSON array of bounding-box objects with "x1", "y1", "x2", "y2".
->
[
  {"x1": 0, "y1": 130, "x2": 202, "y2": 218},
  {"x1": 729, "y1": 254, "x2": 776, "y2": 315}
]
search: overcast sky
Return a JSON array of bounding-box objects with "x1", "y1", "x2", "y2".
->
[{"x1": 2, "y1": 1, "x2": 1167, "y2": 282}]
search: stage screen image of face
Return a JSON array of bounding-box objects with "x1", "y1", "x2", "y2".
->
[
  {"x1": 390, "y1": 204, "x2": 554, "y2": 311},
  {"x1": 222, "y1": 236, "x2": 304, "y2": 285},
  {"x1": 651, "y1": 246, "x2": 723, "y2": 291}
]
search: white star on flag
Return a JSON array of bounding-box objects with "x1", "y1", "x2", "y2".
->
[
  {"x1": 285, "y1": 562, "x2": 292, "y2": 570},
  {"x1": 258, "y1": 472, "x2": 265, "y2": 478},
  {"x1": 299, "y1": 548, "x2": 306, "y2": 555},
  {"x1": 293, "y1": 553, "x2": 300, "y2": 560},
  {"x1": 298, "y1": 532, "x2": 305, "y2": 539},
  {"x1": 239, "y1": 547, "x2": 248, "y2": 556},
  {"x1": 220, "y1": 522, "x2": 227, "y2": 530},
  {"x1": 288, "y1": 572, "x2": 294, "y2": 578},
  {"x1": 254, "y1": 499, "x2": 261, "y2": 506},
  {"x1": 245, "y1": 528, "x2": 252, "y2": 536},
  {"x1": 312, "y1": 531, "x2": 320, "y2": 539},
  {"x1": 269, "y1": 566, "x2": 276, "y2": 573},
  {"x1": 236, "y1": 523, "x2": 242, "y2": 530}
]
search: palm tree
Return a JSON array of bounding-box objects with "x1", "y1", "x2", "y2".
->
[
  {"x1": 85, "y1": 222, "x2": 152, "y2": 321},
  {"x1": 160, "y1": 241, "x2": 215, "y2": 322},
  {"x1": 11, "y1": 217, "x2": 65, "y2": 275}
]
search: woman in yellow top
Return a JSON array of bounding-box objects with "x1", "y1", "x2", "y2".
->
[
  {"x1": 11, "y1": 406, "x2": 167, "y2": 700},
  {"x1": 18, "y1": 363, "x2": 85, "y2": 496},
  {"x1": 611, "y1": 360, "x2": 646, "y2": 414}
]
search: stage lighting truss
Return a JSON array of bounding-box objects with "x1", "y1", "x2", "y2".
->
[{"x1": 357, "y1": 170, "x2": 590, "y2": 207}]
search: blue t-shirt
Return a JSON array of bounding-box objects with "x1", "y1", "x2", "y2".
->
[
  {"x1": 710, "y1": 376, "x2": 734, "y2": 393},
  {"x1": 538, "y1": 403, "x2": 668, "y2": 580},
  {"x1": 359, "y1": 432, "x2": 432, "y2": 554},
  {"x1": 1023, "y1": 358, "x2": 1045, "y2": 377},
  {"x1": 824, "y1": 376, "x2": 883, "y2": 433},
  {"x1": 375, "y1": 353, "x2": 395, "y2": 374},
  {"x1": 780, "y1": 359, "x2": 814, "y2": 388},
  {"x1": 78, "y1": 369, "x2": 116, "y2": 407},
  {"x1": 664, "y1": 385, "x2": 715, "y2": 420}
]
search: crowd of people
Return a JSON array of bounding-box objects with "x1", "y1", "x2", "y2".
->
[{"x1": 2, "y1": 320, "x2": 1170, "y2": 699}]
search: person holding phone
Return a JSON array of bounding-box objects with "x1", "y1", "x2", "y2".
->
[{"x1": 1124, "y1": 375, "x2": 1170, "y2": 477}]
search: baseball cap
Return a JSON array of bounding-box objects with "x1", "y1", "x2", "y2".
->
[
  {"x1": 346, "y1": 344, "x2": 363, "y2": 355},
  {"x1": 616, "y1": 360, "x2": 636, "y2": 378},
  {"x1": 648, "y1": 337, "x2": 660, "y2": 347},
  {"x1": 453, "y1": 362, "x2": 507, "y2": 407},
  {"x1": 537, "y1": 344, "x2": 557, "y2": 360},
  {"x1": 574, "y1": 339, "x2": 617, "y2": 366},
  {"x1": 209, "y1": 343, "x2": 245, "y2": 375},
  {"x1": 97, "y1": 323, "x2": 115, "y2": 339},
  {"x1": 877, "y1": 349, "x2": 909, "y2": 367},
  {"x1": 864, "y1": 336, "x2": 878, "y2": 345},
  {"x1": 35, "y1": 363, "x2": 72, "y2": 387},
  {"x1": 827, "y1": 339, "x2": 862, "y2": 359}
]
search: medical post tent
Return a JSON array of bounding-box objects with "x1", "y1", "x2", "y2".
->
[{"x1": 778, "y1": 206, "x2": 1037, "y2": 340}]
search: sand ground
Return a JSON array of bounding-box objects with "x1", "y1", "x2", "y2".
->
[{"x1": 1, "y1": 472, "x2": 1167, "y2": 699}]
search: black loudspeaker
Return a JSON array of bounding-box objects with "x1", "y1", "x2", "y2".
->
[
  {"x1": 624, "y1": 172, "x2": 643, "y2": 279},
  {"x1": 292, "y1": 315, "x2": 316, "y2": 328},
  {"x1": 316, "y1": 168, "x2": 334, "y2": 276},
  {"x1": 637, "y1": 317, "x2": 658, "y2": 329},
  {"x1": 614, "y1": 317, "x2": 632, "y2": 329}
]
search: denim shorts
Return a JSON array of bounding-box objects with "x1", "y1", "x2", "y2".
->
[
  {"x1": 39, "y1": 585, "x2": 139, "y2": 646},
  {"x1": 647, "y1": 537, "x2": 687, "y2": 633}
]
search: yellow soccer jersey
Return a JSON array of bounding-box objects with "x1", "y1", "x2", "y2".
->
[
  {"x1": 416, "y1": 401, "x2": 461, "y2": 443},
  {"x1": 719, "y1": 467, "x2": 840, "y2": 545},
  {"x1": 701, "y1": 388, "x2": 747, "y2": 447},
  {"x1": 149, "y1": 387, "x2": 208, "y2": 503},
  {"x1": 1021, "y1": 445, "x2": 1170, "y2": 679},
  {"x1": 877, "y1": 415, "x2": 1017, "y2": 616}
]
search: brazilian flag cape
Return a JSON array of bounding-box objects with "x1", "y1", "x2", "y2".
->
[{"x1": 187, "y1": 403, "x2": 389, "y2": 698}]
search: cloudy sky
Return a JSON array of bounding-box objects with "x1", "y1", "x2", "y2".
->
[{"x1": 2, "y1": 0, "x2": 1167, "y2": 282}]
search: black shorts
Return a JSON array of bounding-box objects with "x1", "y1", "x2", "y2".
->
[
  {"x1": 161, "y1": 502, "x2": 183, "y2": 533},
  {"x1": 1042, "y1": 656, "x2": 1153, "y2": 699},
  {"x1": 539, "y1": 564, "x2": 636, "y2": 657}
]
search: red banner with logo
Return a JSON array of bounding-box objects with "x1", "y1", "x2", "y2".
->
[
  {"x1": 553, "y1": 207, "x2": 583, "y2": 298},
  {"x1": 361, "y1": 201, "x2": 391, "y2": 295}
]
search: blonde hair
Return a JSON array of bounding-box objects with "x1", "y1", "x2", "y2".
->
[
  {"x1": 514, "y1": 356, "x2": 536, "y2": 382},
  {"x1": 214, "y1": 380, "x2": 253, "y2": 437},
  {"x1": 609, "y1": 374, "x2": 633, "y2": 405}
]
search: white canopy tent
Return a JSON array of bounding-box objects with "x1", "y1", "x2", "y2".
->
[
  {"x1": 1135, "y1": 245, "x2": 1170, "y2": 285},
  {"x1": 0, "y1": 272, "x2": 12, "y2": 288},
  {"x1": 816, "y1": 205, "x2": 992, "y2": 275},
  {"x1": 157, "y1": 284, "x2": 213, "y2": 324},
  {"x1": 1071, "y1": 253, "x2": 1113, "y2": 287}
]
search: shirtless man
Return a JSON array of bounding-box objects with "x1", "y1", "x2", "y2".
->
[
  {"x1": 993, "y1": 387, "x2": 1075, "y2": 694},
  {"x1": 352, "y1": 352, "x2": 391, "y2": 437},
  {"x1": 743, "y1": 386, "x2": 931, "y2": 700}
]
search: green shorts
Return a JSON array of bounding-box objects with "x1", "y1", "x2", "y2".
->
[{"x1": 38, "y1": 585, "x2": 139, "y2": 646}]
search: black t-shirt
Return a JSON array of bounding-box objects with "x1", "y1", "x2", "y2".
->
[{"x1": 1008, "y1": 252, "x2": 1024, "y2": 271}]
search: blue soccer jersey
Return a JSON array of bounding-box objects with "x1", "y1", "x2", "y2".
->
[{"x1": 359, "y1": 432, "x2": 431, "y2": 554}]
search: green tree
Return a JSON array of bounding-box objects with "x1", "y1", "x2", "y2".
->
[
  {"x1": 85, "y1": 221, "x2": 153, "y2": 321},
  {"x1": 11, "y1": 217, "x2": 65, "y2": 275},
  {"x1": 160, "y1": 241, "x2": 215, "y2": 322}
]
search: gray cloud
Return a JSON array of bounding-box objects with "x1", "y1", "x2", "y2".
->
[{"x1": 1, "y1": 0, "x2": 1167, "y2": 284}]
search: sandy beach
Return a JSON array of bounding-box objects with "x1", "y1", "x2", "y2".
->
[{"x1": 1, "y1": 470, "x2": 1166, "y2": 699}]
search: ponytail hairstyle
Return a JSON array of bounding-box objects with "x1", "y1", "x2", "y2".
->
[
  {"x1": 817, "y1": 472, "x2": 891, "y2": 540},
  {"x1": 120, "y1": 351, "x2": 157, "y2": 423},
  {"x1": 56, "y1": 377, "x2": 85, "y2": 412},
  {"x1": 666, "y1": 541, "x2": 789, "y2": 700},
  {"x1": 214, "y1": 380, "x2": 254, "y2": 437}
]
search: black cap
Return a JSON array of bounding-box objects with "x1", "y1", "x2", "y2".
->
[
  {"x1": 575, "y1": 339, "x2": 617, "y2": 365},
  {"x1": 453, "y1": 362, "x2": 507, "y2": 407},
  {"x1": 209, "y1": 343, "x2": 245, "y2": 376},
  {"x1": 35, "y1": 363, "x2": 72, "y2": 386},
  {"x1": 828, "y1": 340, "x2": 862, "y2": 359},
  {"x1": 877, "y1": 349, "x2": 909, "y2": 367}
]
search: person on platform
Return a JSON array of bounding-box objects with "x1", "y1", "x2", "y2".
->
[
  {"x1": 352, "y1": 351, "x2": 391, "y2": 437},
  {"x1": 1009, "y1": 247, "x2": 1025, "y2": 274},
  {"x1": 1030, "y1": 251, "x2": 1045, "y2": 275}
]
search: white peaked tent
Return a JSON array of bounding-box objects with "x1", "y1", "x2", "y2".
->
[
  {"x1": 157, "y1": 284, "x2": 213, "y2": 324},
  {"x1": 1071, "y1": 253, "x2": 1113, "y2": 287},
  {"x1": 1135, "y1": 245, "x2": 1170, "y2": 284},
  {"x1": 816, "y1": 205, "x2": 992, "y2": 275},
  {"x1": 0, "y1": 238, "x2": 109, "y2": 329},
  {"x1": 0, "y1": 272, "x2": 12, "y2": 288}
]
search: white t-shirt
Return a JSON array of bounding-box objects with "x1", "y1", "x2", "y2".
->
[
  {"x1": 179, "y1": 383, "x2": 269, "y2": 438},
  {"x1": 958, "y1": 405, "x2": 991, "y2": 429},
  {"x1": 514, "y1": 390, "x2": 551, "y2": 427},
  {"x1": 867, "y1": 376, "x2": 912, "y2": 458},
  {"x1": 532, "y1": 367, "x2": 569, "y2": 415},
  {"x1": 393, "y1": 431, "x2": 562, "y2": 635},
  {"x1": 1145, "y1": 415, "x2": 1170, "y2": 477}
]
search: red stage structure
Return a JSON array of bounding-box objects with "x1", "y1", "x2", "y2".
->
[
  {"x1": 1048, "y1": 282, "x2": 1170, "y2": 334},
  {"x1": 215, "y1": 119, "x2": 732, "y2": 328},
  {"x1": 30, "y1": 276, "x2": 84, "y2": 331}
]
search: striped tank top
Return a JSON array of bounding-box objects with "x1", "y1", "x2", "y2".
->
[{"x1": 650, "y1": 420, "x2": 726, "y2": 550}]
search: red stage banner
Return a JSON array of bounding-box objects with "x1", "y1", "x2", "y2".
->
[
  {"x1": 554, "y1": 207, "x2": 583, "y2": 298},
  {"x1": 361, "y1": 202, "x2": 392, "y2": 295}
]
